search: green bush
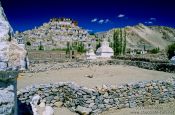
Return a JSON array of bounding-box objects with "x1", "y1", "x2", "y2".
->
[
  {"x1": 77, "y1": 42, "x2": 86, "y2": 53},
  {"x1": 150, "y1": 47, "x2": 160, "y2": 54},
  {"x1": 52, "y1": 48, "x2": 67, "y2": 51},
  {"x1": 38, "y1": 45, "x2": 44, "y2": 50},
  {"x1": 167, "y1": 43, "x2": 175, "y2": 59},
  {"x1": 26, "y1": 41, "x2": 31, "y2": 46}
]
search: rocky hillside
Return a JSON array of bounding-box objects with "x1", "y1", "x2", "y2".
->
[
  {"x1": 15, "y1": 18, "x2": 95, "y2": 50},
  {"x1": 96, "y1": 24, "x2": 175, "y2": 51}
]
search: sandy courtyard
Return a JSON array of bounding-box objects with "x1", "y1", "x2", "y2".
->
[
  {"x1": 18, "y1": 65, "x2": 174, "y2": 89},
  {"x1": 17, "y1": 65, "x2": 175, "y2": 115}
]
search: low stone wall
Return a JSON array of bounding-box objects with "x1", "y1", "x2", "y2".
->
[
  {"x1": 17, "y1": 78, "x2": 175, "y2": 114},
  {"x1": 107, "y1": 60, "x2": 175, "y2": 73},
  {"x1": 27, "y1": 59, "x2": 175, "y2": 73},
  {"x1": 0, "y1": 71, "x2": 18, "y2": 115},
  {"x1": 113, "y1": 53, "x2": 169, "y2": 63},
  {"x1": 28, "y1": 50, "x2": 78, "y2": 64}
]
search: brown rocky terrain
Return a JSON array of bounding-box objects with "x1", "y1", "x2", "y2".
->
[{"x1": 96, "y1": 24, "x2": 175, "y2": 50}]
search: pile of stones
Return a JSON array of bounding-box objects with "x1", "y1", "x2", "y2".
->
[
  {"x1": 18, "y1": 77, "x2": 175, "y2": 114},
  {"x1": 0, "y1": 71, "x2": 18, "y2": 114}
]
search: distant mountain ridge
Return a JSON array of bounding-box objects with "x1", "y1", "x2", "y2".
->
[
  {"x1": 15, "y1": 19, "x2": 175, "y2": 51},
  {"x1": 96, "y1": 23, "x2": 175, "y2": 50}
]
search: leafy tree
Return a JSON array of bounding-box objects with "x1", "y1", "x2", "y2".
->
[
  {"x1": 26, "y1": 41, "x2": 31, "y2": 46},
  {"x1": 38, "y1": 41, "x2": 44, "y2": 50},
  {"x1": 96, "y1": 42, "x2": 101, "y2": 51},
  {"x1": 167, "y1": 43, "x2": 175, "y2": 59},
  {"x1": 123, "y1": 30, "x2": 127, "y2": 55},
  {"x1": 66, "y1": 42, "x2": 71, "y2": 54},
  {"x1": 119, "y1": 29, "x2": 123, "y2": 55},
  {"x1": 150, "y1": 47, "x2": 160, "y2": 54},
  {"x1": 113, "y1": 29, "x2": 126, "y2": 56},
  {"x1": 113, "y1": 29, "x2": 120, "y2": 56},
  {"x1": 38, "y1": 45, "x2": 44, "y2": 50},
  {"x1": 77, "y1": 42, "x2": 85, "y2": 53}
]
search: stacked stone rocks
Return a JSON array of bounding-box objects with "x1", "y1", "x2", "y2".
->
[
  {"x1": 0, "y1": 2, "x2": 27, "y2": 71},
  {"x1": 0, "y1": 71, "x2": 18, "y2": 114},
  {"x1": 18, "y1": 78, "x2": 175, "y2": 114},
  {"x1": 0, "y1": 1, "x2": 27, "y2": 115},
  {"x1": 27, "y1": 60, "x2": 175, "y2": 73}
]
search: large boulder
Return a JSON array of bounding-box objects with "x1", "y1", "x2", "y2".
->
[
  {"x1": 76, "y1": 106, "x2": 92, "y2": 115},
  {"x1": 0, "y1": 2, "x2": 13, "y2": 42},
  {"x1": 0, "y1": 1, "x2": 27, "y2": 70}
]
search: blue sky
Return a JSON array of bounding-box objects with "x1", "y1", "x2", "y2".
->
[{"x1": 1, "y1": 0, "x2": 175, "y2": 32}]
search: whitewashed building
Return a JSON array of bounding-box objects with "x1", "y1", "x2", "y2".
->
[
  {"x1": 171, "y1": 56, "x2": 175, "y2": 64},
  {"x1": 86, "y1": 49, "x2": 97, "y2": 60},
  {"x1": 96, "y1": 41, "x2": 114, "y2": 58}
]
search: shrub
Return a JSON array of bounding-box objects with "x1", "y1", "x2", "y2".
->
[
  {"x1": 26, "y1": 41, "x2": 31, "y2": 46},
  {"x1": 150, "y1": 47, "x2": 160, "y2": 54},
  {"x1": 38, "y1": 45, "x2": 44, "y2": 50},
  {"x1": 167, "y1": 43, "x2": 175, "y2": 59}
]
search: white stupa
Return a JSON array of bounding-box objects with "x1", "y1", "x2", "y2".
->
[
  {"x1": 96, "y1": 40, "x2": 114, "y2": 58},
  {"x1": 170, "y1": 56, "x2": 175, "y2": 65},
  {"x1": 86, "y1": 49, "x2": 97, "y2": 60}
]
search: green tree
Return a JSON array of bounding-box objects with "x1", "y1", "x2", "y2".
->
[
  {"x1": 77, "y1": 42, "x2": 85, "y2": 53},
  {"x1": 66, "y1": 42, "x2": 71, "y2": 54},
  {"x1": 38, "y1": 41, "x2": 44, "y2": 50},
  {"x1": 123, "y1": 29, "x2": 127, "y2": 55},
  {"x1": 38, "y1": 45, "x2": 44, "y2": 50},
  {"x1": 113, "y1": 29, "x2": 120, "y2": 56},
  {"x1": 150, "y1": 47, "x2": 160, "y2": 54},
  {"x1": 167, "y1": 43, "x2": 175, "y2": 59},
  {"x1": 119, "y1": 29, "x2": 123, "y2": 55},
  {"x1": 26, "y1": 41, "x2": 31, "y2": 46},
  {"x1": 113, "y1": 29, "x2": 126, "y2": 56},
  {"x1": 96, "y1": 42, "x2": 101, "y2": 51}
]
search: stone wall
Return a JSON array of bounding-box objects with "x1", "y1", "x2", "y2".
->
[
  {"x1": 17, "y1": 78, "x2": 175, "y2": 114},
  {"x1": 113, "y1": 53, "x2": 169, "y2": 63},
  {"x1": 107, "y1": 60, "x2": 175, "y2": 73},
  {"x1": 27, "y1": 59, "x2": 175, "y2": 73},
  {"x1": 28, "y1": 50, "x2": 78, "y2": 64},
  {"x1": 0, "y1": 71, "x2": 18, "y2": 115},
  {"x1": 28, "y1": 51, "x2": 67, "y2": 62}
]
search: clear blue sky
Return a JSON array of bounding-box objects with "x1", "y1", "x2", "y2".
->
[{"x1": 1, "y1": 0, "x2": 175, "y2": 32}]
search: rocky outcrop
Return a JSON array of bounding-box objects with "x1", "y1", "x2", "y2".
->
[
  {"x1": 0, "y1": 2, "x2": 13, "y2": 42},
  {"x1": 0, "y1": 1, "x2": 27, "y2": 115},
  {"x1": 0, "y1": 2, "x2": 27, "y2": 71}
]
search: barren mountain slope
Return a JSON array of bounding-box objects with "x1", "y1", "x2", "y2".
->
[{"x1": 96, "y1": 24, "x2": 175, "y2": 50}]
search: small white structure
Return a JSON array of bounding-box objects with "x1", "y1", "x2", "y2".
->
[
  {"x1": 170, "y1": 56, "x2": 175, "y2": 65},
  {"x1": 96, "y1": 41, "x2": 114, "y2": 58},
  {"x1": 43, "y1": 106, "x2": 54, "y2": 115},
  {"x1": 86, "y1": 49, "x2": 96, "y2": 60},
  {"x1": 30, "y1": 95, "x2": 54, "y2": 115},
  {"x1": 31, "y1": 94, "x2": 41, "y2": 106}
]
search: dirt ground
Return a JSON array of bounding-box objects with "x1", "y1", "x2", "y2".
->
[{"x1": 17, "y1": 65, "x2": 175, "y2": 115}]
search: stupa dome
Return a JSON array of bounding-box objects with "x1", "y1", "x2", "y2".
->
[
  {"x1": 96, "y1": 41, "x2": 114, "y2": 58},
  {"x1": 86, "y1": 49, "x2": 96, "y2": 60}
]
